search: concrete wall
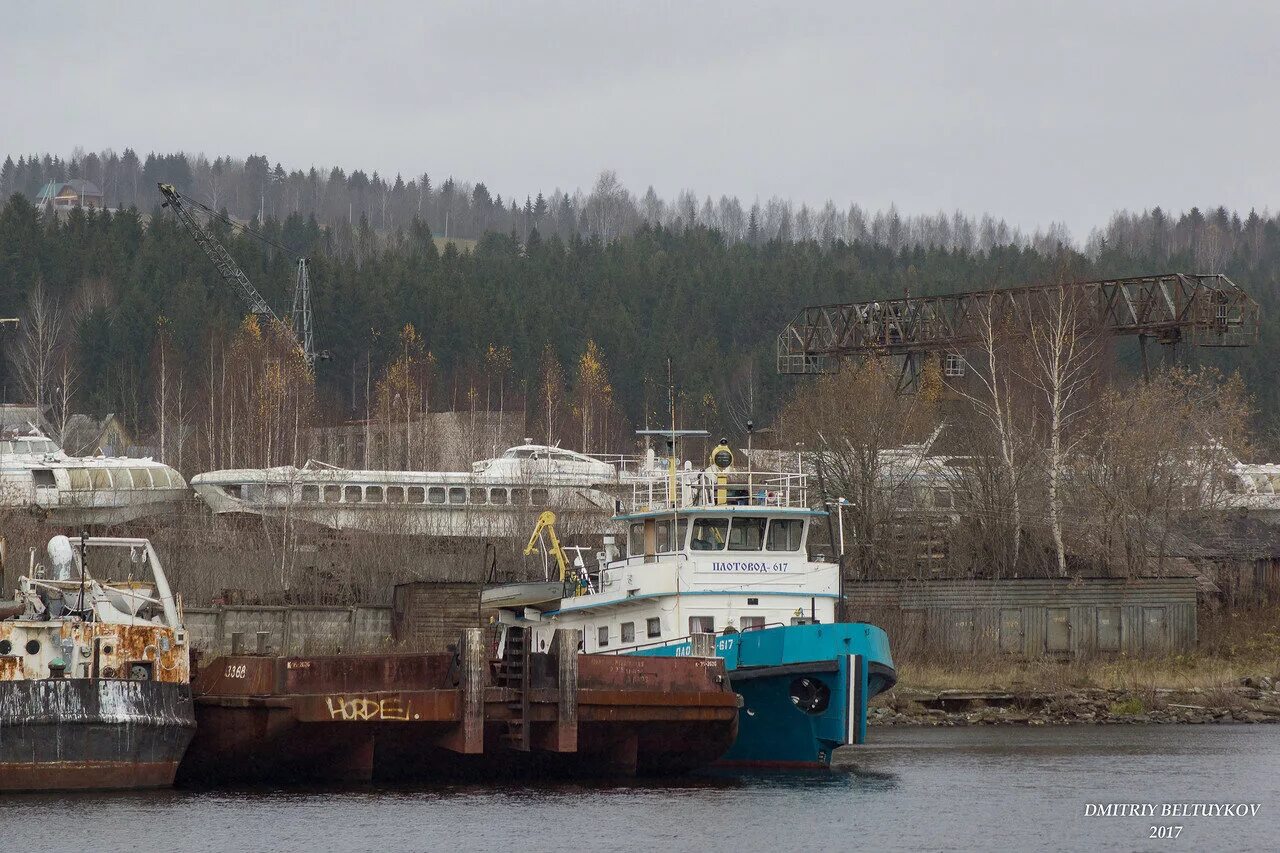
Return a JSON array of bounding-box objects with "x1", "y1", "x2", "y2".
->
[
  {"x1": 843, "y1": 577, "x2": 1198, "y2": 659},
  {"x1": 391, "y1": 581, "x2": 483, "y2": 652},
  {"x1": 185, "y1": 605, "x2": 394, "y2": 656}
]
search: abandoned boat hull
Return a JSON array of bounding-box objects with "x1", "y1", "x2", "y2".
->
[{"x1": 0, "y1": 679, "x2": 195, "y2": 791}]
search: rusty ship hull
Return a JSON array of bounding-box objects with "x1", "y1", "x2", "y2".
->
[
  {"x1": 179, "y1": 628, "x2": 738, "y2": 783},
  {"x1": 0, "y1": 679, "x2": 195, "y2": 791}
]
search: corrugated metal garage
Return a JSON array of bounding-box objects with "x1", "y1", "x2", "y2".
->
[{"x1": 842, "y1": 577, "x2": 1197, "y2": 659}]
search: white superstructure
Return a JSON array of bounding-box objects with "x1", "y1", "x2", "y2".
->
[
  {"x1": 0, "y1": 432, "x2": 188, "y2": 526},
  {"x1": 488, "y1": 450, "x2": 841, "y2": 655}
]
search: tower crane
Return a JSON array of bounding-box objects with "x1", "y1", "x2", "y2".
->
[{"x1": 157, "y1": 183, "x2": 320, "y2": 367}]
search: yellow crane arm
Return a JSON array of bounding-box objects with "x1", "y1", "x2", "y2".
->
[{"x1": 523, "y1": 510, "x2": 569, "y2": 582}]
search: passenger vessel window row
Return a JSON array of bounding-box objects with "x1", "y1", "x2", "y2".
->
[
  {"x1": 255, "y1": 484, "x2": 552, "y2": 506},
  {"x1": 0, "y1": 439, "x2": 60, "y2": 454},
  {"x1": 65, "y1": 467, "x2": 186, "y2": 491},
  {"x1": 627, "y1": 516, "x2": 804, "y2": 554}
]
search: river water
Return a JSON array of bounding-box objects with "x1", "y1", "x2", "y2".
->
[{"x1": 3, "y1": 725, "x2": 1275, "y2": 852}]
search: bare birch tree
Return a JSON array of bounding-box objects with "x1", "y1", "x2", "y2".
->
[
  {"x1": 11, "y1": 279, "x2": 64, "y2": 420},
  {"x1": 1027, "y1": 286, "x2": 1100, "y2": 576}
]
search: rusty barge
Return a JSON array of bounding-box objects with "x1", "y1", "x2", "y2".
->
[
  {"x1": 0, "y1": 536, "x2": 195, "y2": 791},
  {"x1": 180, "y1": 626, "x2": 739, "y2": 782}
]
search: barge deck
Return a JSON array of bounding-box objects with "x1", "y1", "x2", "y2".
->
[{"x1": 179, "y1": 627, "x2": 738, "y2": 782}]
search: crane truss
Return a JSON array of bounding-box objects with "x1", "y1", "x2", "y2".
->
[
  {"x1": 158, "y1": 183, "x2": 278, "y2": 321},
  {"x1": 777, "y1": 273, "x2": 1260, "y2": 375}
]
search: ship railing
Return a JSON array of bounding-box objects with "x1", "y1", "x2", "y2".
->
[
  {"x1": 597, "y1": 621, "x2": 794, "y2": 655},
  {"x1": 624, "y1": 470, "x2": 810, "y2": 513}
]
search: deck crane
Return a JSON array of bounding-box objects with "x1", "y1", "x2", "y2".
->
[{"x1": 157, "y1": 183, "x2": 321, "y2": 367}]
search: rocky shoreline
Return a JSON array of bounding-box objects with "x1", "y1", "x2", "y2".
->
[{"x1": 870, "y1": 677, "x2": 1280, "y2": 727}]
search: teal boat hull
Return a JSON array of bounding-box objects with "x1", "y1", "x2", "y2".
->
[{"x1": 631, "y1": 622, "x2": 895, "y2": 768}]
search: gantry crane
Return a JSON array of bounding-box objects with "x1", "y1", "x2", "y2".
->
[
  {"x1": 777, "y1": 272, "x2": 1260, "y2": 387},
  {"x1": 157, "y1": 183, "x2": 320, "y2": 366}
]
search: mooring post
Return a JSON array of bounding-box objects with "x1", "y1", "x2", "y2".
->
[
  {"x1": 440, "y1": 627, "x2": 485, "y2": 754},
  {"x1": 538, "y1": 628, "x2": 579, "y2": 753},
  {"x1": 690, "y1": 632, "x2": 717, "y2": 658}
]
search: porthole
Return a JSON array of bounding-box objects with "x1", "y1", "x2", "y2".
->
[
  {"x1": 0, "y1": 640, "x2": 11, "y2": 655},
  {"x1": 24, "y1": 639, "x2": 41, "y2": 656},
  {"x1": 103, "y1": 644, "x2": 115, "y2": 656}
]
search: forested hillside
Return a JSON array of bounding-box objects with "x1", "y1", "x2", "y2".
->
[{"x1": 2, "y1": 173, "x2": 1279, "y2": 467}]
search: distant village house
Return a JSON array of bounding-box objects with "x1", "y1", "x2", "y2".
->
[{"x1": 35, "y1": 179, "x2": 104, "y2": 211}]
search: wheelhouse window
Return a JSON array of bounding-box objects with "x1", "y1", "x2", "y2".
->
[
  {"x1": 690, "y1": 517, "x2": 728, "y2": 551},
  {"x1": 629, "y1": 522, "x2": 645, "y2": 556},
  {"x1": 621, "y1": 622, "x2": 635, "y2": 643},
  {"x1": 766, "y1": 519, "x2": 804, "y2": 551},
  {"x1": 302, "y1": 485, "x2": 320, "y2": 502},
  {"x1": 646, "y1": 617, "x2": 662, "y2": 638},
  {"x1": 428, "y1": 487, "x2": 446, "y2": 504},
  {"x1": 656, "y1": 519, "x2": 689, "y2": 553},
  {"x1": 727, "y1": 517, "x2": 767, "y2": 551},
  {"x1": 344, "y1": 485, "x2": 363, "y2": 503},
  {"x1": 597, "y1": 626, "x2": 609, "y2": 648},
  {"x1": 324, "y1": 485, "x2": 341, "y2": 502},
  {"x1": 689, "y1": 616, "x2": 715, "y2": 635}
]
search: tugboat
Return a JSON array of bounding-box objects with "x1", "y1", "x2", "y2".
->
[
  {"x1": 485, "y1": 435, "x2": 896, "y2": 768},
  {"x1": 0, "y1": 535, "x2": 195, "y2": 790}
]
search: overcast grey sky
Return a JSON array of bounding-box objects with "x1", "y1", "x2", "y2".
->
[{"x1": 3, "y1": 1, "x2": 1276, "y2": 238}]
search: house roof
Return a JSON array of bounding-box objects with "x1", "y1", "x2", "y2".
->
[{"x1": 35, "y1": 179, "x2": 103, "y2": 203}]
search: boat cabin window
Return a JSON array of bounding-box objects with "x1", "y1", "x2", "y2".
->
[
  {"x1": 448, "y1": 487, "x2": 466, "y2": 504},
  {"x1": 90, "y1": 468, "x2": 113, "y2": 490},
  {"x1": 766, "y1": 519, "x2": 804, "y2": 551},
  {"x1": 647, "y1": 617, "x2": 661, "y2": 638},
  {"x1": 324, "y1": 485, "x2": 341, "y2": 502},
  {"x1": 133, "y1": 468, "x2": 154, "y2": 488},
  {"x1": 727, "y1": 517, "x2": 767, "y2": 551},
  {"x1": 656, "y1": 518, "x2": 689, "y2": 553},
  {"x1": 490, "y1": 488, "x2": 508, "y2": 505},
  {"x1": 345, "y1": 485, "x2": 363, "y2": 503},
  {"x1": 628, "y1": 522, "x2": 644, "y2": 556},
  {"x1": 531, "y1": 487, "x2": 549, "y2": 505},
  {"x1": 302, "y1": 485, "x2": 320, "y2": 502},
  {"x1": 597, "y1": 626, "x2": 609, "y2": 648},
  {"x1": 621, "y1": 622, "x2": 635, "y2": 643},
  {"x1": 511, "y1": 488, "x2": 528, "y2": 504},
  {"x1": 68, "y1": 468, "x2": 90, "y2": 490},
  {"x1": 689, "y1": 615, "x2": 715, "y2": 634},
  {"x1": 470, "y1": 487, "x2": 487, "y2": 504},
  {"x1": 386, "y1": 486, "x2": 404, "y2": 504},
  {"x1": 408, "y1": 486, "x2": 425, "y2": 503},
  {"x1": 32, "y1": 469, "x2": 55, "y2": 487},
  {"x1": 428, "y1": 487, "x2": 446, "y2": 504},
  {"x1": 366, "y1": 486, "x2": 384, "y2": 503},
  {"x1": 690, "y1": 517, "x2": 729, "y2": 551}
]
